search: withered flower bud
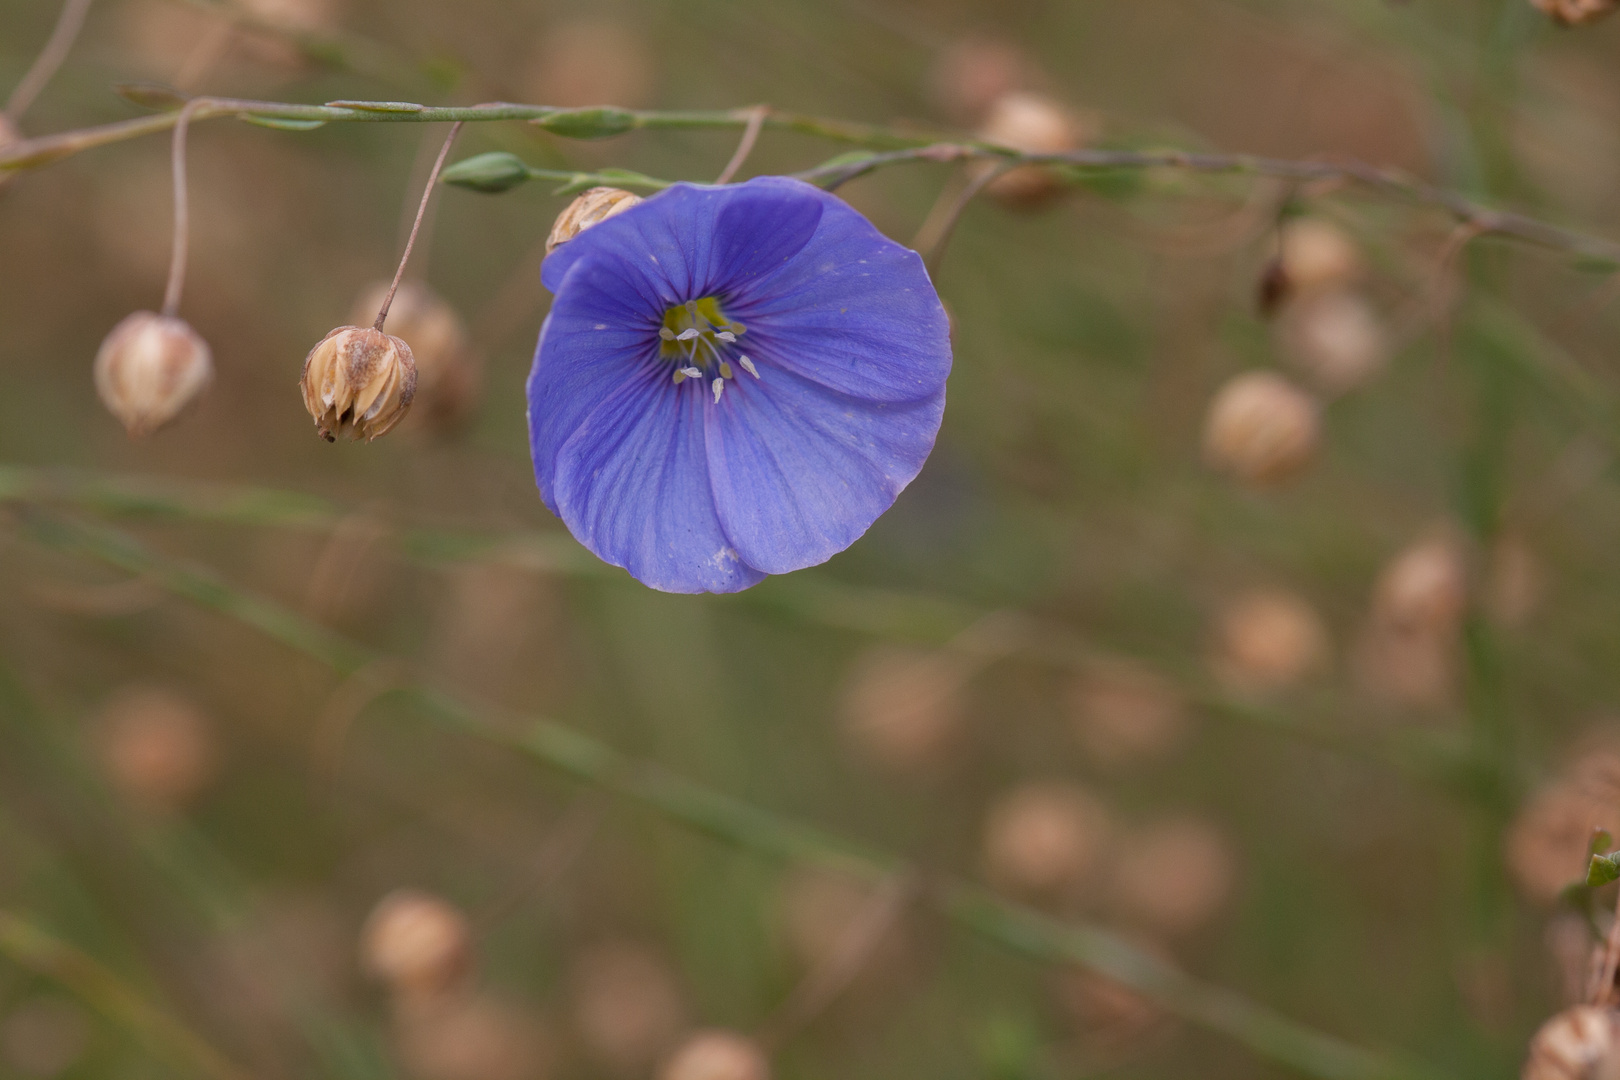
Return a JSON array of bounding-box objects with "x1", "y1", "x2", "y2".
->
[
  {"x1": 1202, "y1": 371, "x2": 1320, "y2": 486},
  {"x1": 1523, "y1": 1005, "x2": 1620, "y2": 1080},
  {"x1": 300, "y1": 325, "x2": 416, "y2": 442},
  {"x1": 547, "y1": 187, "x2": 643, "y2": 256},
  {"x1": 94, "y1": 312, "x2": 213, "y2": 437},
  {"x1": 659, "y1": 1030, "x2": 771, "y2": 1080},
  {"x1": 360, "y1": 889, "x2": 472, "y2": 998},
  {"x1": 351, "y1": 282, "x2": 480, "y2": 430},
  {"x1": 975, "y1": 91, "x2": 1089, "y2": 206},
  {"x1": 1531, "y1": 0, "x2": 1617, "y2": 24}
]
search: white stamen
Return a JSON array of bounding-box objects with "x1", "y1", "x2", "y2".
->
[
  {"x1": 676, "y1": 328, "x2": 701, "y2": 341},
  {"x1": 712, "y1": 378, "x2": 724, "y2": 404},
  {"x1": 738, "y1": 355, "x2": 759, "y2": 379},
  {"x1": 719, "y1": 361, "x2": 733, "y2": 380},
  {"x1": 679, "y1": 366, "x2": 702, "y2": 379},
  {"x1": 717, "y1": 331, "x2": 736, "y2": 342},
  {"x1": 659, "y1": 327, "x2": 676, "y2": 341}
]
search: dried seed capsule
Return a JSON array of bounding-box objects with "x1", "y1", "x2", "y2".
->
[
  {"x1": 93, "y1": 685, "x2": 217, "y2": 811},
  {"x1": 659, "y1": 1030, "x2": 770, "y2": 1080},
  {"x1": 1523, "y1": 1005, "x2": 1620, "y2": 1080},
  {"x1": 839, "y1": 645, "x2": 969, "y2": 773},
  {"x1": 360, "y1": 889, "x2": 472, "y2": 998},
  {"x1": 1066, "y1": 660, "x2": 1190, "y2": 769},
  {"x1": 1372, "y1": 532, "x2": 1469, "y2": 633},
  {"x1": 546, "y1": 187, "x2": 643, "y2": 255},
  {"x1": 1278, "y1": 218, "x2": 1362, "y2": 295},
  {"x1": 1202, "y1": 371, "x2": 1320, "y2": 486},
  {"x1": 1107, "y1": 816, "x2": 1236, "y2": 936},
  {"x1": 393, "y1": 992, "x2": 551, "y2": 1080},
  {"x1": 975, "y1": 91, "x2": 1088, "y2": 206},
  {"x1": 350, "y1": 281, "x2": 480, "y2": 430},
  {"x1": 1279, "y1": 290, "x2": 1389, "y2": 394},
  {"x1": 300, "y1": 325, "x2": 416, "y2": 442},
  {"x1": 1210, "y1": 588, "x2": 1330, "y2": 694},
  {"x1": 1531, "y1": 0, "x2": 1617, "y2": 24},
  {"x1": 570, "y1": 942, "x2": 686, "y2": 1076},
  {"x1": 93, "y1": 312, "x2": 213, "y2": 437},
  {"x1": 982, "y1": 782, "x2": 1112, "y2": 898},
  {"x1": 928, "y1": 36, "x2": 1028, "y2": 124}
]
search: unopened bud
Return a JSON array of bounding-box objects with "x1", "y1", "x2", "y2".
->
[
  {"x1": 659, "y1": 1030, "x2": 770, "y2": 1080},
  {"x1": 976, "y1": 91, "x2": 1088, "y2": 206},
  {"x1": 440, "y1": 151, "x2": 534, "y2": 194},
  {"x1": 982, "y1": 782, "x2": 1111, "y2": 898},
  {"x1": 1531, "y1": 0, "x2": 1617, "y2": 24},
  {"x1": 547, "y1": 187, "x2": 643, "y2": 256},
  {"x1": 1278, "y1": 290, "x2": 1389, "y2": 394},
  {"x1": 360, "y1": 889, "x2": 472, "y2": 998},
  {"x1": 300, "y1": 325, "x2": 416, "y2": 442},
  {"x1": 1523, "y1": 1005, "x2": 1620, "y2": 1080},
  {"x1": 94, "y1": 685, "x2": 217, "y2": 811},
  {"x1": 1202, "y1": 371, "x2": 1320, "y2": 486},
  {"x1": 350, "y1": 282, "x2": 480, "y2": 430},
  {"x1": 1210, "y1": 588, "x2": 1330, "y2": 694},
  {"x1": 94, "y1": 312, "x2": 213, "y2": 437}
]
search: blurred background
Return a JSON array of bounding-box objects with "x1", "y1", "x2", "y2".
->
[{"x1": 3, "y1": 0, "x2": 1620, "y2": 1077}]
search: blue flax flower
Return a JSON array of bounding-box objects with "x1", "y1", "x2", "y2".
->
[{"x1": 528, "y1": 176, "x2": 953, "y2": 593}]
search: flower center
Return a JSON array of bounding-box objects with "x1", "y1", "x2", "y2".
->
[{"x1": 658, "y1": 296, "x2": 759, "y2": 403}]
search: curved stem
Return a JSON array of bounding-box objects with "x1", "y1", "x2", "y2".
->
[
  {"x1": 4, "y1": 0, "x2": 93, "y2": 122},
  {"x1": 162, "y1": 99, "x2": 207, "y2": 318},
  {"x1": 374, "y1": 121, "x2": 461, "y2": 331},
  {"x1": 715, "y1": 104, "x2": 769, "y2": 184}
]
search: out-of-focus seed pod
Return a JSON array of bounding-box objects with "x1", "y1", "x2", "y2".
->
[
  {"x1": 1372, "y1": 532, "x2": 1469, "y2": 633},
  {"x1": 1202, "y1": 371, "x2": 1320, "y2": 486},
  {"x1": 570, "y1": 942, "x2": 686, "y2": 1077},
  {"x1": 0, "y1": 999, "x2": 90, "y2": 1079},
  {"x1": 659, "y1": 1030, "x2": 770, "y2": 1080},
  {"x1": 839, "y1": 645, "x2": 969, "y2": 774},
  {"x1": 94, "y1": 312, "x2": 213, "y2": 437},
  {"x1": 360, "y1": 890, "x2": 472, "y2": 1000},
  {"x1": 1531, "y1": 0, "x2": 1617, "y2": 25},
  {"x1": 1210, "y1": 588, "x2": 1330, "y2": 695},
  {"x1": 93, "y1": 685, "x2": 217, "y2": 811},
  {"x1": 975, "y1": 91, "x2": 1087, "y2": 206},
  {"x1": 982, "y1": 782, "x2": 1111, "y2": 898},
  {"x1": 546, "y1": 187, "x2": 642, "y2": 256},
  {"x1": 1278, "y1": 218, "x2": 1362, "y2": 296},
  {"x1": 300, "y1": 325, "x2": 416, "y2": 442},
  {"x1": 1353, "y1": 620, "x2": 1455, "y2": 710},
  {"x1": 1107, "y1": 816, "x2": 1235, "y2": 936},
  {"x1": 1546, "y1": 914, "x2": 1599, "y2": 1007},
  {"x1": 1486, "y1": 535, "x2": 1544, "y2": 630},
  {"x1": 1065, "y1": 660, "x2": 1190, "y2": 768},
  {"x1": 1523, "y1": 1006, "x2": 1620, "y2": 1080},
  {"x1": 928, "y1": 36, "x2": 1028, "y2": 124},
  {"x1": 1278, "y1": 290, "x2": 1389, "y2": 394},
  {"x1": 350, "y1": 282, "x2": 480, "y2": 431},
  {"x1": 393, "y1": 993, "x2": 551, "y2": 1080},
  {"x1": 525, "y1": 19, "x2": 656, "y2": 110},
  {"x1": 1506, "y1": 747, "x2": 1620, "y2": 904}
]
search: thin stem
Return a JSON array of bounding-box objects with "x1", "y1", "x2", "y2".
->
[
  {"x1": 911, "y1": 161, "x2": 1013, "y2": 273},
  {"x1": 13, "y1": 510, "x2": 1449, "y2": 1080},
  {"x1": 715, "y1": 104, "x2": 769, "y2": 184},
  {"x1": 162, "y1": 99, "x2": 206, "y2": 318},
  {"x1": 375, "y1": 121, "x2": 461, "y2": 331},
  {"x1": 4, "y1": 0, "x2": 93, "y2": 121}
]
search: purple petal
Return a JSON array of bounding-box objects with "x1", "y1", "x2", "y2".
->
[
  {"x1": 703, "y1": 365, "x2": 946, "y2": 575},
  {"x1": 552, "y1": 364, "x2": 766, "y2": 594}
]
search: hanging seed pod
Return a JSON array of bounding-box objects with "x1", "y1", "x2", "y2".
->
[
  {"x1": 94, "y1": 312, "x2": 213, "y2": 436},
  {"x1": 392, "y1": 992, "x2": 551, "y2": 1080},
  {"x1": 975, "y1": 91, "x2": 1088, "y2": 206},
  {"x1": 300, "y1": 325, "x2": 416, "y2": 442},
  {"x1": 546, "y1": 187, "x2": 643, "y2": 255},
  {"x1": 1531, "y1": 0, "x2": 1617, "y2": 25},
  {"x1": 360, "y1": 889, "x2": 472, "y2": 1000},
  {"x1": 1278, "y1": 218, "x2": 1362, "y2": 296},
  {"x1": 1210, "y1": 588, "x2": 1330, "y2": 695},
  {"x1": 1278, "y1": 290, "x2": 1390, "y2": 394},
  {"x1": 350, "y1": 281, "x2": 480, "y2": 431},
  {"x1": 1522, "y1": 1005, "x2": 1620, "y2": 1080},
  {"x1": 928, "y1": 36, "x2": 1028, "y2": 124},
  {"x1": 570, "y1": 942, "x2": 686, "y2": 1077},
  {"x1": 839, "y1": 644, "x2": 971, "y2": 774},
  {"x1": 1065, "y1": 660, "x2": 1190, "y2": 769},
  {"x1": 1106, "y1": 816, "x2": 1236, "y2": 936},
  {"x1": 982, "y1": 782, "x2": 1112, "y2": 899},
  {"x1": 93, "y1": 685, "x2": 218, "y2": 812},
  {"x1": 659, "y1": 1030, "x2": 770, "y2": 1080},
  {"x1": 1202, "y1": 371, "x2": 1320, "y2": 486}
]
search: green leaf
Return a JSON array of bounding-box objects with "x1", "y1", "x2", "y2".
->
[
  {"x1": 239, "y1": 115, "x2": 327, "y2": 131},
  {"x1": 440, "y1": 152, "x2": 534, "y2": 194},
  {"x1": 1588, "y1": 853, "x2": 1620, "y2": 887},
  {"x1": 1593, "y1": 829, "x2": 1614, "y2": 857},
  {"x1": 531, "y1": 107, "x2": 637, "y2": 140},
  {"x1": 111, "y1": 83, "x2": 188, "y2": 112},
  {"x1": 1572, "y1": 254, "x2": 1620, "y2": 275}
]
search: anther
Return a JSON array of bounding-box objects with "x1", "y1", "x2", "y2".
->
[
  {"x1": 659, "y1": 327, "x2": 676, "y2": 341},
  {"x1": 679, "y1": 366, "x2": 702, "y2": 379},
  {"x1": 712, "y1": 378, "x2": 724, "y2": 404},
  {"x1": 738, "y1": 355, "x2": 759, "y2": 379},
  {"x1": 719, "y1": 361, "x2": 733, "y2": 380},
  {"x1": 717, "y1": 331, "x2": 737, "y2": 343},
  {"x1": 677, "y1": 329, "x2": 700, "y2": 341}
]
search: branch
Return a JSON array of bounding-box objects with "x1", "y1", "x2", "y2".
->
[{"x1": 10, "y1": 509, "x2": 1448, "y2": 1080}]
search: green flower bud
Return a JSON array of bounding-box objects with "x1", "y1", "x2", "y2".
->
[
  {"x1": 532, "y1": 106, "x2": 637, "y2": 140},
  {"x1": 440, "y1": 151, "x2": 534, "y2": 194}
]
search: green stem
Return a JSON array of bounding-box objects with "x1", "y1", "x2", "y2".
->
[{"x1": 11, "y1": 509, "x2": 1449, "y2": 1080}]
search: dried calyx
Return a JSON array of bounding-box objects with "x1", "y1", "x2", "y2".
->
[
  {"x1": 301, "y1": 326, "x2": 416, "y2": 442},
  {"x1": 546, "y1": 186, "x2": 642, "y2": 255},
  {"x1": 94, "y1": 312, "x2": 213, "y2": 437}
]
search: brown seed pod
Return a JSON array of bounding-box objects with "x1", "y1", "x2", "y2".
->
[
  {"x1": 359, "y1": 889, "x2": 472, "y2": 999},
  {"x1": 94, "y1": 312, "x2": 213, "y2": 437},
  {"x1": 1531, "y1": 0, "x2": 1617, "y2": 24},
  {"x1": 1107, "y1": 816, "x2": 1236, "y2": 936},
  {"x1": 1278, "y1": 290, "x2": 1389, "y2": 394},
  {"x1": 1523, "y1": 1005, "x2": 1620, "y2": 1080},
  {"x1": 1210, "y1": 588, "x2": 1330, "y2": 695},
  {"x1": 546, "y1": 187, "x2": 643, "y2": 256},
  {"x1": 975, "y1": 91, "x2": 1089, "y2": 206},
  {"x1": 93, "y1": 685, "x2": 217, "y2": 811},
  {"x1": 1372, "y1": 532, "x2": 1469, "y2": 634},
  {"x1": 1506, "y1": 749, "x2": 1620, "y2": 904},
  {"x1": 570, "y1": 942, "x2": 687, "y2": 1076},
  {"x1": 982, "y1": 782, "x2": 1112, "y2": 898},
  {"x1": 659, "y1": 1030, "x2": 770, "y2": 1080},
  {"x1": 1278, "y1": 218, "x2": 1362, "y2": 296},
  {"x1": 392, "y1": 992, "x2": 551, "y2": 1080},
  {"x1": 928, "y1": 36, "x2": 1028, "y2": 124},
  {"x1": 350, "y1": 281, "x2": 481, "y2": 430},
  {"x1": 1066, "y1": 660, "x2": 1190, "y2": 768},
  {"x1": 300, "y1": 325, "x2": 416, "y2": 442},
  {"x1": 1202, "y1": 371, "x2": 1320, "y2": 486},
  {"x1": 838, "y1": 645, "x2": 970, "y2": 773}
]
